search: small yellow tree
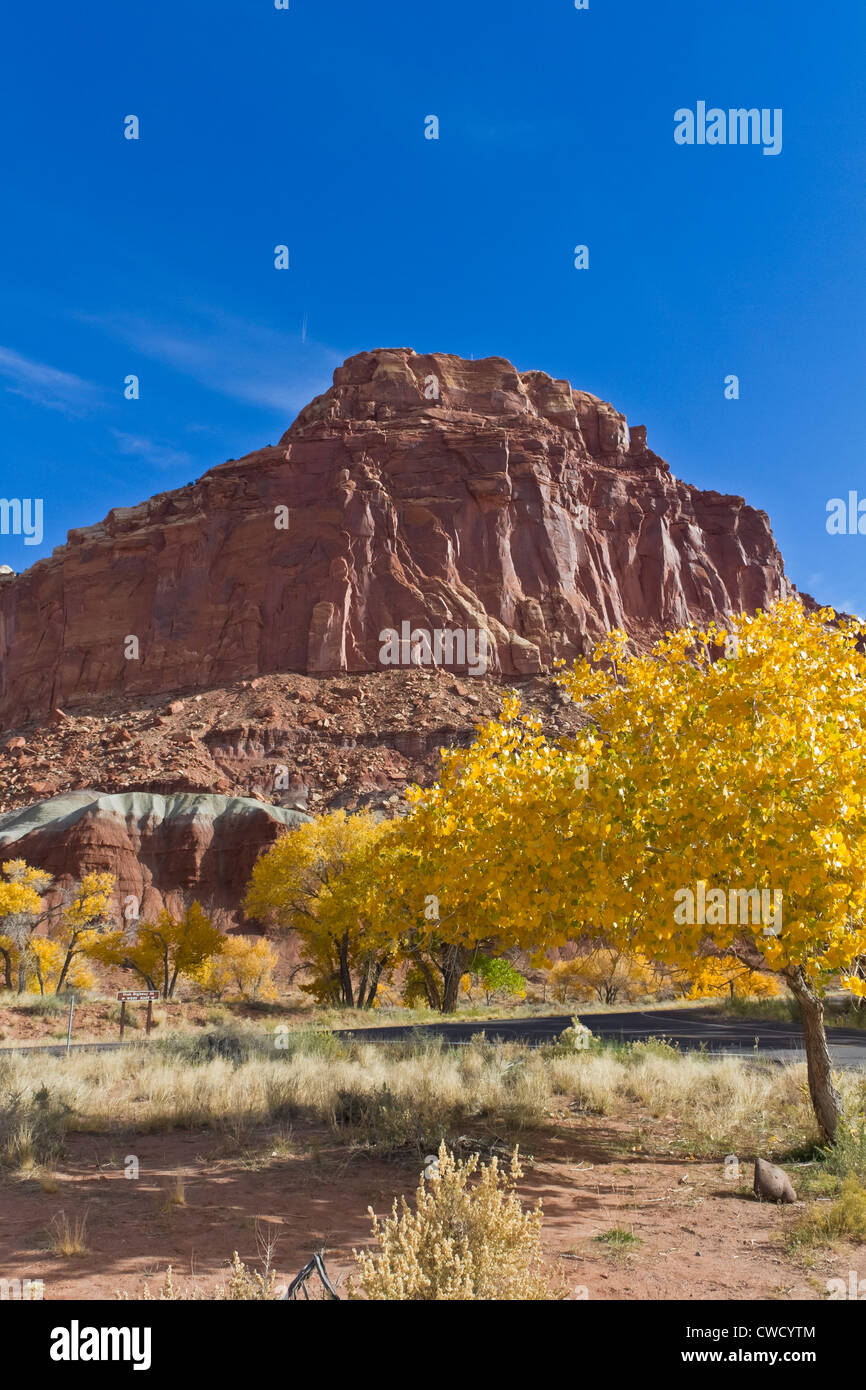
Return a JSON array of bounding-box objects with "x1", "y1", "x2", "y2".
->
[
  {"x1": 88, "y1": 902, "x2": 224, "y2": 999},
  {"x1": 681, "y1": 955, "x2": 781, "y2": 1001},
  {"x1": 28, "y1": 938, "x2": 95, "y2": 994},
  {"x1": 53, "y1": 872, "x2": 116, "y2": 993},
  {"x1": 549, "y1": 946, "x2": 654, "y2": 1006},
  {"x1": 0, "y1": 859, "x2": 53, "y2": 991},
  {"x1": 245, "y1": 812, "x2": 399, "y2": 1009}
]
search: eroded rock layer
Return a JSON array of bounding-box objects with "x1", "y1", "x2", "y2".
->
[{"x1": 0, "y1": 791, "x2": 310, "y2": 921}]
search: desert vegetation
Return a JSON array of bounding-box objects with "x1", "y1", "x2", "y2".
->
[
  {"x1": 4, "y1": 1027, "x2": 866, "y2": 1163},
  {"x1": 2, "y1": 1028, "x2": 866, "y2": 1299},
  {"x1": 2, "y1": 602, "x2": 866, "y2": 1299}
]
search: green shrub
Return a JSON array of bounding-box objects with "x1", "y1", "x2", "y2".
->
[{"x1": 788, "y1": 1178, "x2": 866, "y2": 1249}]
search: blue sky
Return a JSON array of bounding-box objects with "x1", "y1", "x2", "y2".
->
[{"x1": 1, "y1": 0, "x2": 864, "y2": 613}]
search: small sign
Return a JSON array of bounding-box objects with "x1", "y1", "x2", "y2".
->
[{"x1": 116, "y1": 990, "x2": 160, "y2": 1002}]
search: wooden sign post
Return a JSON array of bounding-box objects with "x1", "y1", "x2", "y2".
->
[{"x1": 116, "y1": 990, "x2": 160, "y2": 1040}]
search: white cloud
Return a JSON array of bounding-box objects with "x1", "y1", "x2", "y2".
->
[
  {"x1": 111, "y1": 430, "x2": 192, "y2": 471},
  {"x1": 0, "y1": 345, "x2": 101, "y2": 415},
  {"x1": 86, "y1": 306, "x2": 344, "y2": 418}
]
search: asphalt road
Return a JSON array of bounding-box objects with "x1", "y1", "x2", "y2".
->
[
  {"x1": 336, "y1": 1006, "x2": 866, "y2": 1067},
  {"x1": 4, "y1": 1006, "x2": 866, "y2": 1065}
]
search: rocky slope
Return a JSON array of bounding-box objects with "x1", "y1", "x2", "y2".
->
[
  {"x1": 0, "y1": 348, "x2": 796, "y2": 727},
  {"x1": 0, "y1": 667, "x2": 588, "y2": 818},
  {"x1": 0, "y1": 667, "x2": 590, "y2": 921}
]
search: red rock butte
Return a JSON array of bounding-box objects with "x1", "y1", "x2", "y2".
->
[{"x1": 0, "y1": 348, "x2": 797, "y2": 728}]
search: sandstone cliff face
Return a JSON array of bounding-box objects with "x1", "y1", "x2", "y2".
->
[
  {"x1": 0, "y1": 791, "x2": 310, "y2": 921},
  {"x1": 0, "y1": 348, "x2": 795, "y2": 727}
]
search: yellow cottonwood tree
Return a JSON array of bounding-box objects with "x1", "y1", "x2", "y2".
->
[
  {"x1": 193, "y1": 936, "x2": 278, "y2": 1001},
  {"x1": 398, "y1": 600, "x2": 866, "y2": 1141},
  {"x1": 549, "y1": 946, "x2": 655, "y2": 1005},
  {"x1": 245, "y1": 811, "x2": 399, "y2": 1008},
  {"x1": 29, "y1": 937, "x2": 96, "y2": 995},
  {"x1": 551, "y1": 601, "x2": 866, "y2": 1141},
  {"x1": 395, "y1": 699, "x2": 603, "y2": 1010},
  {"x1": 681, "y1": 955, "x2": 781, "y2": 1001}
]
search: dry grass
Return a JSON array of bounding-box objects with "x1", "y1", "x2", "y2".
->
[
  {"x1": 310, "y1": 996, "x2": 714, "y2": 1029},
  {"x1": 3, "y1": 1034, "x2": 865, "y2": 1280},
  {"x1": 120, "y1": 1252, "x2": 280, "y2": 1301},
  {"x1": 46, "y1": 1210, "x2": 89, "y2": 1257},
  {"x1": 157, "y1": 1176, "x2": 186, "y2": 1212},
  {"x1": 0, "y1": 1033, "x2": 863, "y2": 1166}
]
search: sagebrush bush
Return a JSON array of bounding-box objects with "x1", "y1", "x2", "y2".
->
[
  {"x1": 351, "y1": 1142, "x2": 560, "y2": 1300},
  {"x1": 156, "y1": 1025, "x2": 263, "y2": 1067}
]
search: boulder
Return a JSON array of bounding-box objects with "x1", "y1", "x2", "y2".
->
[{"x1": 753, "y1": 1157, "x2": 797, "y2": 1203}]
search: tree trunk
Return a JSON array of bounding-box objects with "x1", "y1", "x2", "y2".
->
[
  {"x1": 121, "y1": 957, "x2": 157, "y2": 993},
  {"x1": 56, "y1": 946, "x2": 75, "y2": 994},
  {"x1": 0, "y1": 947, "x2": 11, "y2": 990},
  {"x1": 786, "y1": 967, "x2": 842, "y2": 1144},
  {"x1": 338, "y1": 932, "x2": 354, "y2": 1008},
  {"x1": 417, "y1": 957, "x2": 442, "y2": 1011},
  {"x1": 361, "y1": 959, "x2": 385, "y2": 1010},
  {"x1": 356, "y1": 959, "x2": 372, "y2": 1010},
  {"x1": 439, "y1": 945, "x2": 469, "y2": 1014}
]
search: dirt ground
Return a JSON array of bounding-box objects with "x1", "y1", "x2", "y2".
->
[
  {"x1": 0, "y1": 1109, "x2": 857, "y2": 1302},
  {"x1": 0, "y1": 999, "x2": 213, "y2": 1045}
]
